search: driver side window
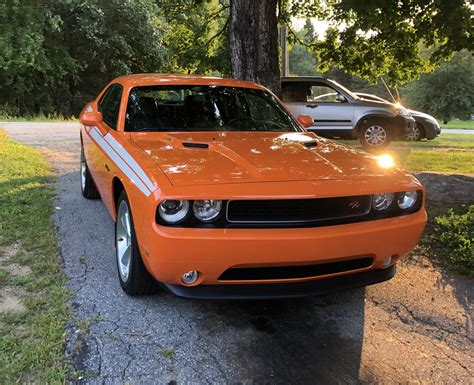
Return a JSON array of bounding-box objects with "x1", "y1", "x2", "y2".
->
[{"x1": 307, "y1": 83, "x2": 343, "y2": 103}]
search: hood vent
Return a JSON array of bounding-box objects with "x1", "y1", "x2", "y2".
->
[
  {"x1": 303, "y1": 141, "x2": 318, "y2": 148},
  {"x1": 182, "y1": 142, "x2": 209, "y2": 149}
]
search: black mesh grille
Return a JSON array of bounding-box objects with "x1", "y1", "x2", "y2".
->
[
  {"x1": 218, "y1": 257, "x2": 374, "y2": 281},
  {"x1": 226, "y1": 195, "x2": 372, "y2": 224}
]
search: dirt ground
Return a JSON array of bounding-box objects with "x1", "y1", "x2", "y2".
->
[{"x1": 3, "y1": 122, "x2": 473, "y2": 384}]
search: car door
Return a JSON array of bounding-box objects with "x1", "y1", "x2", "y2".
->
[
  {"x1": 280, "y1": 81, "x2": 307, "y2": 117},
  {"x1": 304, "y1": 81, "x2": 354, "y2": 132},
  {"x1": 90, "y1": 84, "x2": 123, "y2": 202}
]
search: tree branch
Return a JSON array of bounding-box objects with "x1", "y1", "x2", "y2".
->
[{"x1": 204, "y1": 16, "x2": 229, "y2": 46}]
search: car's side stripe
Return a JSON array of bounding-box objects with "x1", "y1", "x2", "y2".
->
[
  {"x1": 89, "y1": 127, "x2": 152, "y2": 197},
  {"x1": 103, "y1": 133, "x2": 156, "y2": 193}
]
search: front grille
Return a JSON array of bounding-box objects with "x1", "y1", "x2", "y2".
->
[
  {"x1": 218, "y1": 257, "x2": 374, "y2": 281},
  {"x1": 226, "y1": 195, "x2": 372, "y2": 224}
]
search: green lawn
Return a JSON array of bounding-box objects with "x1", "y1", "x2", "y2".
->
[
  {"x1": 0, "y1": 115, "x2": 77, "y2": 122},
  {"x1": 0, "y1": 131, "x2": 70, "y2": 383},
  {"x1": 391, "y1": 134, "x2": 474, "y2": 174},
  {"x1": 343, "y1": 134, "x2": 474, "y2": 174},
  {"x1": 440, "y1": 120, "x2": 474, "y2": 130}
]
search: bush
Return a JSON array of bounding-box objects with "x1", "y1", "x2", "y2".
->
[{"x1": 432, "y1": 205, "x2": 474, "y2": 276}]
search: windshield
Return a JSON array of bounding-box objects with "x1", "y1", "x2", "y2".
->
[
  {"x1": 326, "y1": 79, "x2": 360, "y2": 100},
  {"x1": 125, "y1": 85, "x2": 301, "y2": 132}
]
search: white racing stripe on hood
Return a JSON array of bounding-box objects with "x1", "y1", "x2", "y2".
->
[
  {"x1": 89, "y1": 127, "x2": 152, "y2": 197},
  {"x1": 103, "y1": 133, "x2": 156, "y2": 192}
]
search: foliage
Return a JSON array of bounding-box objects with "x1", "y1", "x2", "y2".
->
[
  {"x1": 432, "y1": 205, "x2": 474, "y2": 276},
  {"x1": 282, "y1": 0, "x2": 473, "y2": 85},
  {"x1": 158, "y1": 0, "x2": 230, "y2": 75},
  {"x1": 0, "y1": 131, "x2": 70, "y2": 382},
  {"x1": 0, "y1": 0, "x2": 169, "y2": 117},
  {"x1": 402, "y1": 51, "x2": 474, "y2": 123},
  {"x1": 288, "y1": 20, "x2": 320, "y2": 76},
  {"x1": 0, "y1": 0, "x2": 472, "y2": 116}
]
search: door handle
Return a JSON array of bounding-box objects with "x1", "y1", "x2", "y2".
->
[{"x1": 306, "y1": 104, "x2": 318, "y2": 108}]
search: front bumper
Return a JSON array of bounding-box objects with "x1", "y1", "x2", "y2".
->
[
  {"x1": 162, "y1": 265, "x2": 396, "y2": 299},
  {"x1": 138, "y1": 209, "x2": 427, "y2": 292},
  {"x1": 416, "y1": 118, "x2": 441, "y2": 139},
  {"x1": 393, "y1": 115, "x2": 416, "y2": 137}
]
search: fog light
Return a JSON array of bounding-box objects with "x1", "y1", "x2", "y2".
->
[
  {"x1": 181, "y1": 270, "x2": 199, "y2": 285},
  {"x1": 382, "y1": 256, "x2": 393, "y2": 267}
]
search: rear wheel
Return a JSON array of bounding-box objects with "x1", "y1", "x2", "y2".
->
[
  {"x1": 404, "y1": 123, "x2": 424, "y2": 141},
  {"x1": 115, "y1": 191, "x2": 159, "y2": 296},
  {"x1": 80, "y1": 144, "x2": 100, "y2": 199},
  {"x1": 358, "y1": 119, "x2": 391, "y2": 149}
]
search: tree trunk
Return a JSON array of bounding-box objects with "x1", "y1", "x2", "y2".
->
[{"x1": 229, "y1": 0, "x2": 280, "y2": 95}]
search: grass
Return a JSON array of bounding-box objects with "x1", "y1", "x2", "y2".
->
[
  {"x1": 0, "y1": 130, "x2": 70, "y2": 383},
  {"x1": 0, "y1": 115, "x2": 77, "y2": 122},
  {"x1": 390, "y1": 134, "x2": 474, "y2": 174},
  {"x1": 441, "y1": 120, "x2": 474, "y2": 130},
  {"x1": 343, "y1": 134, "x2": 474, "y2": 174}
]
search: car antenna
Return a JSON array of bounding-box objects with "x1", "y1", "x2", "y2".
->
[{"x1": 380, "y1": 77, "x2": 397, "y2": 103}]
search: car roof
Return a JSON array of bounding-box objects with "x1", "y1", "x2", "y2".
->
[
  {"x1": 112, "y1": 73, "x2": 267, "y2": 90},
  {"x1": 281, "y1": 76, "x2": 327, "y2": 82}
]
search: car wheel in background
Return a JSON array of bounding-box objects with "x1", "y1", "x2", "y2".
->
[
  {"x1": 358, "y1": 119, "x2": 391, "y2": 149},
  {"x1": 404, "y1": 123, "x2": 425, "y2": 141},
  {"x1": 80, "y1": 144, "x2": 100, "y2": 199},
  {"x1": 115, "y1": 190, "x2": 159, "y2": 296}
]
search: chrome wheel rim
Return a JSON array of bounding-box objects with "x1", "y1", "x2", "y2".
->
[
  {"x1": 405, "y1": 126, "x2": 421, "y2": 141},
  {"x1": 364, "y1": 125, "x2": 387, "y2": 146},
  {"x1": 80, "y1": 159, "x2": 86, "y2": 191},
  {"x1": 116, "y1": 201, "x2": 132, "y2": 282}
]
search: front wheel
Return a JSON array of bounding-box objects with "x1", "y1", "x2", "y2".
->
[
  {"x1": 358, "y1": 120, "x2": 391, "y2": 149},
  {"x1": 115, "y1": 191, "x2": 159, "y2": 296}
]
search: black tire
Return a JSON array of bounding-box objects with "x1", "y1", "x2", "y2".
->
[
  {"x1": 358, "y1": 119, "x2": 391, "y2": 149},
  {"x1": 115, "y1": 190, "x2": 159, "y2": 296},
  {"x1": 404, "y1": 123, "x2": 425, "y2": 141},
  {"x1": 80, "y1": 144, "x2": 100, "y2": 199}
]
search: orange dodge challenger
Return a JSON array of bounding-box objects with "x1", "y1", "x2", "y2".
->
[{"x1": 79, "y1": 74, "x2": 427, "y2": 299}]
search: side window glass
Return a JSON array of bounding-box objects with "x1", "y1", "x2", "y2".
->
[
  {"x1": 99, "y1": 84, "x2": 123, "y2": 130},
  {"x1": 307, "y1": 83, "x2": 341, "y2": 103},
  {"x1": 281, "y1": 83, "x2": 307, "y2": 103}
]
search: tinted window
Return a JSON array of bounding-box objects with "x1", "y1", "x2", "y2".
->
[
  {"x1": 281, "y1": 82, "x2": 307, "y2": 102},
  {"x1": 99, "y1": 84, "x2": 123, "y2": 129},
  {"x1": 125, "y1": 85, "x2": 301, "y2": 132}
]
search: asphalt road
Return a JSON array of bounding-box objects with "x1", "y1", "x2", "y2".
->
[{"x1": 2, "y1": 122, "x2": 473, "y2": 384}]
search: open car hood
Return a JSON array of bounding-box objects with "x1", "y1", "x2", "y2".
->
[{"x1": 132, "y1": 131, "x2": 398, "y2": 186}]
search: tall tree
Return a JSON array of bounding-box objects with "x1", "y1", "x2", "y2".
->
[
  {"x1": 229, "y1": 0, "x2": 280, "y2": 94},
  {"x1": 227, "y1": 0, "x2": 472, "y2": 93},
  {"x1": 403, "y1": 50, "x2": 474, "y2": 123}
]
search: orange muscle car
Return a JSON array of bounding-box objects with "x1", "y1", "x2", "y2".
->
[{"x1": 79, "y1": 74, "x2": 427, "y2": 299}]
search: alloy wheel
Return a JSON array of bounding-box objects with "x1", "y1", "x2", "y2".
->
[
  {"x1": 116, "y1": 200, "x2": 132, "y2": 282},
  {"x1": 364, "y1": 125, "x2": 387, "y2": 146}
]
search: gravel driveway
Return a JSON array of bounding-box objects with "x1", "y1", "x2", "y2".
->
[{"x1": 3, "y1": 122, "x2": 473, "y2": 384}]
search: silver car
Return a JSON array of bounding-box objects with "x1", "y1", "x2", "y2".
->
[
  {"x1": 281, "y1": 77, "x2": 415, "y2": 148},
  {"x1": 355, "y1": 93, "x2": 441, "y2": 141}
]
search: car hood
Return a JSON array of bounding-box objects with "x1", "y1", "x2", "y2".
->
[
  {"x1": 132, "y1": 131, "x2": 399, "y2": 186},
  {"x1": 407, "y1": 109, "x2": 437, "y2": 121}
]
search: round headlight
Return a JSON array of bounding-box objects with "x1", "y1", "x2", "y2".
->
[
  {"x1": 397, "y1": 191, "x2": 418, "y2": 210},
  {"x1": 193, "y1": 200, "x2": 222, "y2": 222},
  {"x1": 158, "y1": 200, "x2": 189, "y2": 223},
  {"x1": 372, "y1": 193, "x2": 394, "y2": 211}
]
